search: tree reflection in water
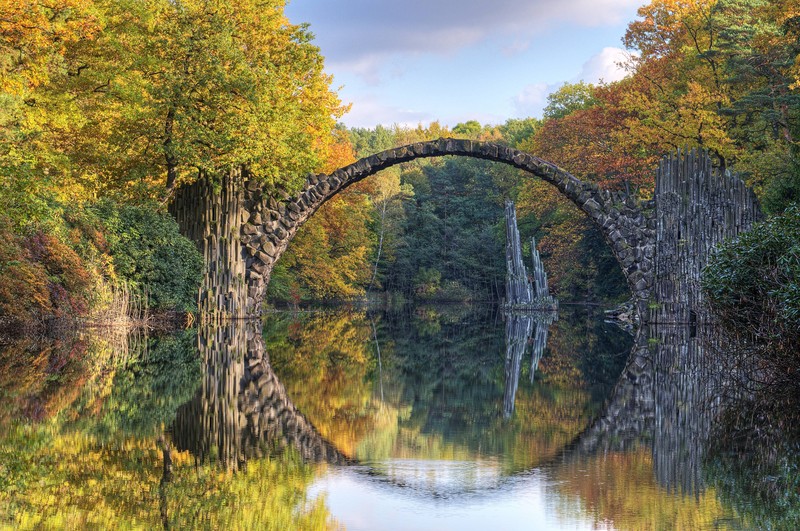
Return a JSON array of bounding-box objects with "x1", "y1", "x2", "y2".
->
[
  {"x1": 264, "y1": 307, "x2": 756, "y2": 528},
  {"x1": 2, "y1": 306, "x2": 790, "y2": 528},
  {"x1": 0, "y1": 328, "x2": 334, "y2": 529}
]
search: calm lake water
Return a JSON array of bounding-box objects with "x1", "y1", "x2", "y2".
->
[{"x1": 0, "y1": 305, "x2": 794, "y2": 529}]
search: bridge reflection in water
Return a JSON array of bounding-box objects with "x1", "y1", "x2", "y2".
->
[
  {"x1": 567, "y1": 322, "x2": 721, "y2": 497},
  {"x1": 171, "y1": 322, "x2": 350, "y2": 470},
  {"x1": 171, "y1": 312, "x2": 726, "y2": 503}
]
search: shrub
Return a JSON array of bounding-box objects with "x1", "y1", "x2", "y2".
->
[
  {"x1": 702, "y1": 204, "x2": 800, "y2": 337},
  {"x1": 0, "y1": 221, "x2": 51, "y2": 323},
  {"x1": 0, "y1": 218, "x2": 94, "y2": 323},
  {"x1": 413, "y1": 267, "x2": 442, "y2": 298},
  {"x1": 91, "y1": 201, "x2": 202, "y2": 313},
  {"x1": 703, "y1": 204, "x2": 800, "y2": 488}
]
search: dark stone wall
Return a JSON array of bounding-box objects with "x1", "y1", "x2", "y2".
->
[
  {"x1": 651, "y1": 149, "x2": 763, "y2": 323},
  {"x1": 170, "y1": 168, "x2": 249, "y2": 320}
]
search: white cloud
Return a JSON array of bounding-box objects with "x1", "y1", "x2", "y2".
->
[
  {"x1": 512, "y1": 47, "x2": 640, "y2": 119},
  {"x1": 513, "y1": 82, "x2": 553, "y2": 117},
  {"x1": 577, "y1": 47, "x2": 637, "y2": 84},
  {"x1": 342, "y1": 95, "x2": 434, "y2": 128}
]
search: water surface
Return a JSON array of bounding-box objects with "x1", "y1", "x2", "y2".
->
[{"x1": 0, "y1": 306, "x2": 790, "y2": 529}]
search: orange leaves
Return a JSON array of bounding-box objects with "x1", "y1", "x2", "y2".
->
[
  {"x1": 0, "y1": 219, "x2": 94, "y2": 322},
  {"x1": 620, "y1": 0, "x2": 740, "y2": 162},
  {"x1": 525, "y1": 83, "x2": 656, "y2": 192},
  {"x1": 624, "y1": 0, "x2": 717, "y2": 61},
  {"x1": 318, "y1": 128, "x2": 357, "y2": 174}
]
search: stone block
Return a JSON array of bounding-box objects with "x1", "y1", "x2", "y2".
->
[
  {"x1": 583, "y1": 198, "x2": 601, "y2": 212},
  {"x1": 250, "y1": 211, "x2": 263, "y2": 225},
  {"x1": 261, "y1": 241, "x2": 275, "y2": 257}
]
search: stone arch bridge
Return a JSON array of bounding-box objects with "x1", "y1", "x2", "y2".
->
[{"x1": 171, "y1": 138, "x2": 761, "y2": 323}]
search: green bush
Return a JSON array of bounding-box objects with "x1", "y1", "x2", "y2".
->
[
  {"x1": 762, "y1": 161, "x2": 800, "y2": 215},
  {"x1": 702, "y1": 204, "x2": 800, "y2": 334},
  {"x1": 703, "y1": 204, "x2": 800, "y2": 494},
  {"x1": 91, "y1": 201, "x2": 202, "y2": 313}
]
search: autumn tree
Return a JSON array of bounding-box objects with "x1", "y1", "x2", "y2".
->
[
  {"x1": 0, "y1": 0, "x2": 102, "y2": 224},
  {"x1": 622, "y1": 0, "x2": 736, "y2": 161},
  {"x1": 530, "y1": 82, "x2": 656, "y2": 192},
  {"x1": 2, "y1": 0, "x2": 346, "y2": 209}
]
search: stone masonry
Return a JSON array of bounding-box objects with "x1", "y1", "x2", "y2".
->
[{"x1": 240, "y1": 138, "x2": 657, "y2": 317}]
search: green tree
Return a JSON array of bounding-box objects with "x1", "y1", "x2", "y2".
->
[
  {"x1": 711, "y1": 0, "x2": 800, "y2": 210},
  {"x1": 543, "y1": 82, "x2": 598, "y2": 120}
]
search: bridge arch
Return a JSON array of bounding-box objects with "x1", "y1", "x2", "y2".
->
[{"x1": 239, "y1": 138, "x2": 656, "y2": 314}]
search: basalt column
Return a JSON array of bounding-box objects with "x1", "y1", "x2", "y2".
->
[
  {"x1": 171, "y1": 320, "x2": 352, "y2": 468},
  {"x1": 170, "y1": 169, "x2": 250, "y2": 320},
  {"x1": 651, "y1": 150, "x2": 763, "y2": 324}
]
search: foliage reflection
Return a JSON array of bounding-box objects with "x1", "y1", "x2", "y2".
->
[{"x1": 0, "y1": 328, "x2": 335, "y2": 530}]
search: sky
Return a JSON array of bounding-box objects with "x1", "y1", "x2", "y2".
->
[{"x1": 284, "y1": 0, "x2": 645, "y2": 129}]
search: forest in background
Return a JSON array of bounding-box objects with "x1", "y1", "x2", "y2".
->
[{"x1": 1, "y1": 0, "x2": 799, "y2": 320}]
